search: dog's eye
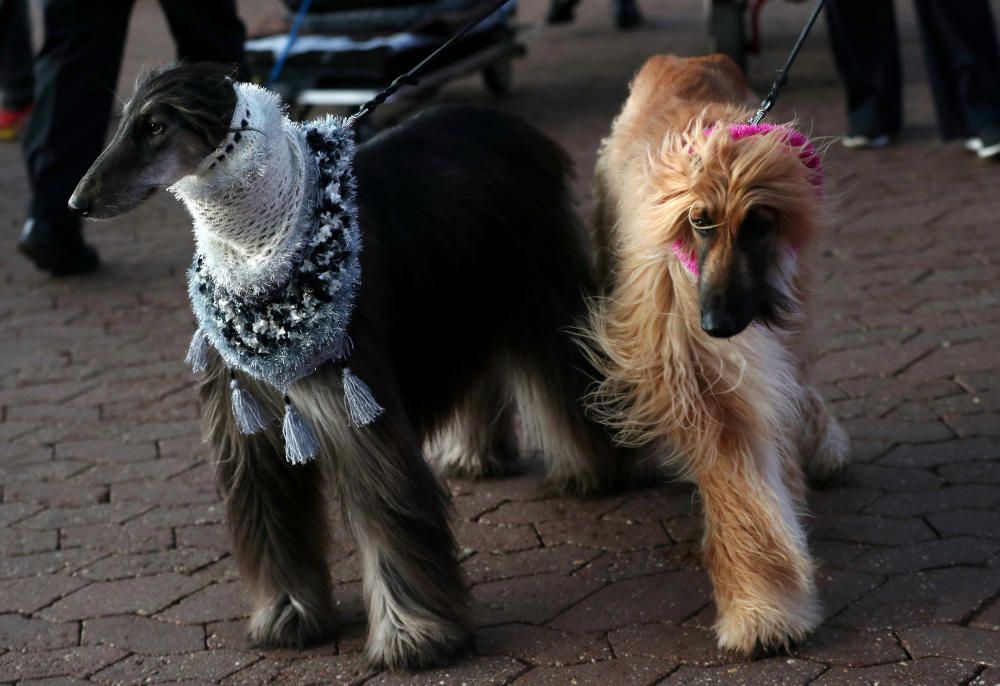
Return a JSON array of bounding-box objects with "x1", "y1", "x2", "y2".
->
[
  {"x1": 147, "y1": 120, "x2": 166, "y2": 136},
  {"x1": 690, "y1": 213, "x2": 713, "y2": 235}
]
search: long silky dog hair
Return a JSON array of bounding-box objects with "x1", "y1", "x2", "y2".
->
[
  {"x1": 71, "y1": 64, "x2": 618, "y2": 670},
  {"x1": 586, "y1": 54, "x2": 849, "y2": 654}
]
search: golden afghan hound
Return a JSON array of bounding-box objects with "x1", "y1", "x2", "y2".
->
[{"x1": 586, "y1": 54, "x2": 849, "y2": 654}]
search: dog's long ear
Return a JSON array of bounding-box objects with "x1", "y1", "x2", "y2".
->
[
  {"x1": 636, "y1": 124, "x2": 707, "y2": 252},
  {"x1": 128, "y1": 63, "x2": 239, "y2": 149}
]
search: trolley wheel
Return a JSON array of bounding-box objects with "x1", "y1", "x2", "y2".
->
[
  {"x1": 709, "y1": 0, "x2": 748, "y2": 73},
  {"x1": 482, "y1": 58, "x2": 514, "y2": 95}
]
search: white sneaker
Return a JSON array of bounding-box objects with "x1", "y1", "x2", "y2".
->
[
  {"x1": 968, "y1": 127, "x2": 1000, "y2": 158},
  {"x1": 841, "y1": 133, "x2": 891, "y2": 149}
]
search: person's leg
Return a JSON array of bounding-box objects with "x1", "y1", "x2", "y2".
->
[
  {"x1": 159, "y1": 0, "x2": 246, "y2": 71},
  {"x1": 0, "y1": 0, "x2": 34, "y2": 110},
  {"x1": 825, "y1": 0, "x2": 902, "y2": 144},
  {"x1": 19, "y1": 0, "x2": 134, "y2": 274},
  {"x1": 913, "y1": 0, "x2": 1000, "y2": 147}
]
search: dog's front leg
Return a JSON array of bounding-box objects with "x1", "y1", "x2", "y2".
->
[
  {"x1": 201, "y1": 364, "x2": 335, "y2": 649},
  {"x1": 338, "y1": 422, "x2": 469, "y2": 669},
  {"x1": 295, "y1": 370, "x2": 470, "y2": 670},
  {"x1": 695, "y1": 431, "x2": 820, "y2": 654}
]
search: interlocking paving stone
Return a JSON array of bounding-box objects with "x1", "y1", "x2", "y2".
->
[
  {"x1": 511, "y1": 656, "x2": 676, "y2": 685},
  {"x1": 851, "y1": 537, "x2": 1000, "y2": 575},
  {"x1": 928, "y1": 510, "x2": 1000, "y2": 539},
  {"x1": 366, "y1": 656, "x2": 527, "y2": 686},
  {"x1": 536, "y1": 517, "x2": 671, "y2": 551},
  {"x1": 832, "y1": 568, "x2": 1000, "y2": 630},
  {"x1": 971, "y1": 597, "x2": 1000, "y2": 631},
  {"x1": 809, "y1": 513, "x2": 937, "y2": 546},
  {"x1": 0, "y1": 528, "x2": 59, "y2": 556},
  {"x1": 0, "y1": 576, "x2": 89, "y2": 614},
  {"x1": 658, "y1": 658, "x2": 826, "y2": 685},
  {"x1": 812, "y1": 657, "x2": 979, "y2": 686},
  {"x1": 40, "y1": 574, "x2": 207, "y2": 622},
  {"x1": 157, "y1": 582, "x2": 247, "y2": 624},
  {"x1": 269, "y1": 654, "x2": 375, "y2": 686},
  {"x1": 608, "y1": 623, "x2": 730, "y2": 666},
  {"x1": 77, "y1": 548, "x2": 223, "y2": 581},
  {"x1": 474, "y1": 623, "x2": 610, "y2": 666},
  {"x1": 0, "y1": 614, "x2": 79, "y2": 651},
  {"x1": 473, "y1": 572, "x2": 604, "y2": 626},
  {"x1": 0, "y1": 548, "x2": 104, "y2": 580},
  {"x1": 462, "y1": 545, "x2": 599, "y2": 585},
  {"x1": 82, "y1": 615, "x2": 205, "y2": 654},
  {"x1": 900, "y1": 625, "x2": 1000, "y2": 667},
  {"x1": 0, "y1": 646, "x2": 128, "y2": 682},
  {"x1": 455, "y1": 521, "x2": 541, "y2": 555},
  {"x1": 1, "y1": 0, "x2": 999, "y2": 683},
  {"x1": 574, "y1": 545, "x2": 702, "y2": 583},
  {"x1": 879, "y1": 437, "x2": 1000, "y2": 469},
  {"x1": 547, "y1": 572, "x2": 711, "y2": 633},
  {"x1": 60, "y1": 522, "x2": 173, "y2": 554},
  {"x1": 972, "y1": 667, "x2": 1000, "y2": 686},
  {"x1": 793, "y1": 627, "x2": 907, "y2": 667},
  {"x1": 90, "y1": 649, "x2": 258, "y2": 685}
]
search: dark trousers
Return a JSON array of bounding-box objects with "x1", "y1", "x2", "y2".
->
[
  {"x1": 21, "y1": 0, "x2": 245, "y2": 233},
  {"x1": 825, "y1": 0, "x2": 1000, "y2": 140},
  {"x1": 0, "y1": 0, "x2": 33, "y2": 109}
]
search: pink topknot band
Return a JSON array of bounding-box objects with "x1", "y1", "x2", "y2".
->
[
  {"x1": 672, "y1": 123, "x2": 819, "y2": 276},
  {"x1": 719, "y1": 122, "x2": 823, "y2": 188}
]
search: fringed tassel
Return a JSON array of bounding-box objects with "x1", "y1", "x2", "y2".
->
[
  {"x1": 230, "y1": 373, "x2": 270, "y2": 434},
  {"x1": 282, "y1": 396, "x2": 320, "y2": 465},
  {"x1": 342, "y1": 367, "x2": 383, "y2": 426},
  {"x1": 185, "y1": 329, "x2": 211, "y2": 374}
]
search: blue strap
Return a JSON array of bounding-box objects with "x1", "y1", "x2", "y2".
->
[{"x1": 266, "y1": 0, "x2": 315, "y2": 88}]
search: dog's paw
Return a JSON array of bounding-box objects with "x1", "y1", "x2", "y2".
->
[
  {"x1": 427, "y1": 438, "x2": 516, "y2": 481},
  {"x1": 247, "y1": 594, "x2": 334, "y2": 649},
  {"x1": 365, "y1": 616, "x2": 469, "y2": 670},
  {"x1": 714, "y1": 590, "x2": 821, "y2": 656},
  {"x1": 542, "y1": 463, "x2": 622, "y2": 497},
  {"x1": 806, "y1": 416, "x2": 850, "y2": 485},
  {"x1": 434, "y1": 451, "x2": 513, "y2": 480}
]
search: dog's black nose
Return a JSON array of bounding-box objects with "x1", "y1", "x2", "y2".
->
[
  {"x1": 701, "y1": 310, "x2": 743, "y2": 338},
  {"x1": 68, "y1": 194, "x2": 90, "y2": 216}
]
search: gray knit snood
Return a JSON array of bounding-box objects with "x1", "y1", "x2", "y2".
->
[{"x1": 171, "y1": 83, "x2": 382, "y2": 464}]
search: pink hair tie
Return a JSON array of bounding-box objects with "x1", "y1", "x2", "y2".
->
[{"x1": 673, "y1": 123, "x2": 819, "y2": 276}]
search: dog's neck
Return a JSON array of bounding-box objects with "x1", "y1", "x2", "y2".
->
[{"x1": 170, "y1": 83, "x2": 319, "y2": 297}]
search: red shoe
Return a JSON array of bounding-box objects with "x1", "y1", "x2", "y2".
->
[{"x1": 0, "y1": 103, "x2": 32, "y2": 141}]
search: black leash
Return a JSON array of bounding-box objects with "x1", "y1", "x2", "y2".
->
[
  {"x1": 748, "y1": 0, "x2": 825, "y2": 125},
  {"x1": 345, "y1": 0, "x2": 514, "y2": 128}
]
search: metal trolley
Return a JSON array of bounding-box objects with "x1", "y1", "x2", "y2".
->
[{"x1": 246, "y1": 0, "x2": 523, "y2": 135}]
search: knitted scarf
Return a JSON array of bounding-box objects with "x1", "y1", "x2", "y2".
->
[{"x1": 170, "y1": 83, "x2": 382, "y2": 465}]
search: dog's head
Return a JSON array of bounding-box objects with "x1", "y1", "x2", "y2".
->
[
  {"x1": 69, "y1": 63, "x2": 238, "y2": 219},
  {"x1": 645, "y1": 119, "x2": 823, "y2": 338}
]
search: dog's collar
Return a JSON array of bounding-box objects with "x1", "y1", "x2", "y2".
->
[
  {"x1": 179, "y1": 87, "x2": 383, "y2": 465},
  {"x1": 672, "y1": 123, "x2": 819, "y2": 277}
]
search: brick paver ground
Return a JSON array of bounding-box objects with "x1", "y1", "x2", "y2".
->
[{"x1": 2, "y1": 0, "x2": 999, "y2": 684}]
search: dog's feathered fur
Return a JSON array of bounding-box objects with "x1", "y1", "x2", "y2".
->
[
  {"x1": 72, "y1": 65, "x2": 618, "y2": 669},
  {"x1": 587, "y1": 54, "x2": 849, "y2": 653}
]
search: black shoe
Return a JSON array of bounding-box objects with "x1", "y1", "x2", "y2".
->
[
  {"x1": 614, "y1": 0, "x2": 642, "y2": 29},
  {"x1": 18, "y1": 218, "x2": 100, "y2": 275},
  {"x1": 547, "y1": 0, "x2": 578, "y2": 24}
]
